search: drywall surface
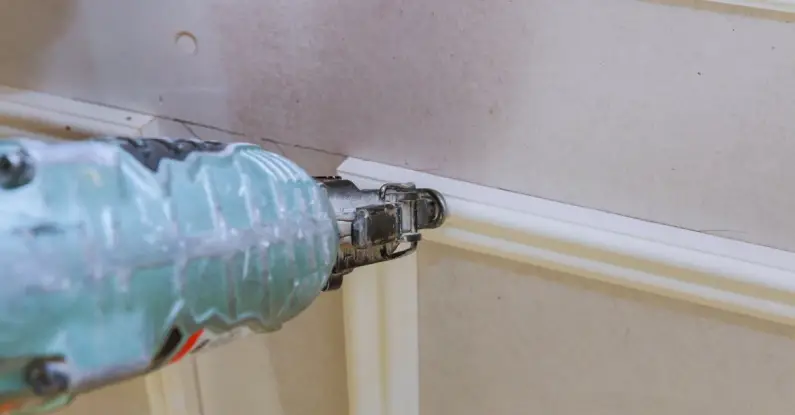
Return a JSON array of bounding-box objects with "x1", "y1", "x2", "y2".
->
[
  {"x1": 418, "y1": 242, "x2": 795, "y2": 414},
  {"x1": 1, "y1": 0, "x2": 795, "y2": 252}
]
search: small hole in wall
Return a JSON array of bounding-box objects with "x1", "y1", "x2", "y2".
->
[{"x1": 175, "y1": 31, "x2": 198, "y2": 55}]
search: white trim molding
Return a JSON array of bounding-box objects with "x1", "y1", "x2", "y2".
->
[
  {"x1": 341, "y1": 254, "x2": 419, "y2": 415},
  {"x1": 338, "y1": 156, "x2": 795, "y2": 415},
  {"x1": 145, "y1": 357, "x2": 204, "y2": 415},
  {"x1": 705, "y1": 0, "x2": 795, "y2": 13},
  {"x1": 0, "y1": 85, "x2": 158, "y2": 138}
]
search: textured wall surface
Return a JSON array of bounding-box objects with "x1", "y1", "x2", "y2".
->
[{"x1": 418, "y1": 242, "x2": 795, "y2": 414}]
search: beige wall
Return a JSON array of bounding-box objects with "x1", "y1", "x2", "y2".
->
[
  {"x1": 55, "y1": 378, "x2": 152, "y2": 415},
  {"x1": 419, "y1": 242, "x2": 795, "y2": 414},
  {"x1": 192, "y1": 290, "x2": 348, "y2": 415}
]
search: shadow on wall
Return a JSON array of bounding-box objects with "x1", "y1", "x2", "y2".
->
[
  {"x1": 267, "y1": 291, "x2": 350, "y2": 415},
  {"x1": 642, "y1": 0, "x2": 795, "y2": 21},
  {"x1": 0, "y1": 0, "x2": 80, "y2": 90}
]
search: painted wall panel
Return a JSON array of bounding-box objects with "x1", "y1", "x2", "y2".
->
[{"x1": 418, "y1": 242, "x2": 795, "y2": 414}]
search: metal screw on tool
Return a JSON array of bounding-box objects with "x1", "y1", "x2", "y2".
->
[
  {"x1": 0, "y1": 150, "x2": 34, "y2": 189},
  {"x1": 24, "y1": 359, "x2": 70, "y2": 396}
]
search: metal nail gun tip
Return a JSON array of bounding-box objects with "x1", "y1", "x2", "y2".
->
[{"x1": 421, "y1": 188, "x2": 448, "y2": 229}]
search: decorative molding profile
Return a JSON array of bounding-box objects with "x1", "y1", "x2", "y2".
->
[
  {"x1": 338, "y1": 157, "x2": 795, "y2": 415},
  {"x1": 337, "y1": 165, "x2": 421, "y2": 415},
  {"x1": 0, "y1": 85, "x2": 158, "y2": 138},
  {"x1": 704, "y1": 0, "x2": 795, "y2": 13},
  {"x1": 0, "y1": 85, "x2": 199, "y2": 415},
  {"x1": 340, "y1": 254, "x2": 419, "y2": 415}
]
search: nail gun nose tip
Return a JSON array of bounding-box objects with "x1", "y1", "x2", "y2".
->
[{"x1": 426, "y1": 189, "x2": 448, "y2": 228}]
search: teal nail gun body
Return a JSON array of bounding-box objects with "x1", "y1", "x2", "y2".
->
[{"x1": 0, "y1": 136, "x2": 447, "y2": 414}]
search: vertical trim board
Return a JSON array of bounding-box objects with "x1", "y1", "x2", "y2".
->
[{"x1": 340, "y1": 255, "x2": 420, "y2": 415}]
